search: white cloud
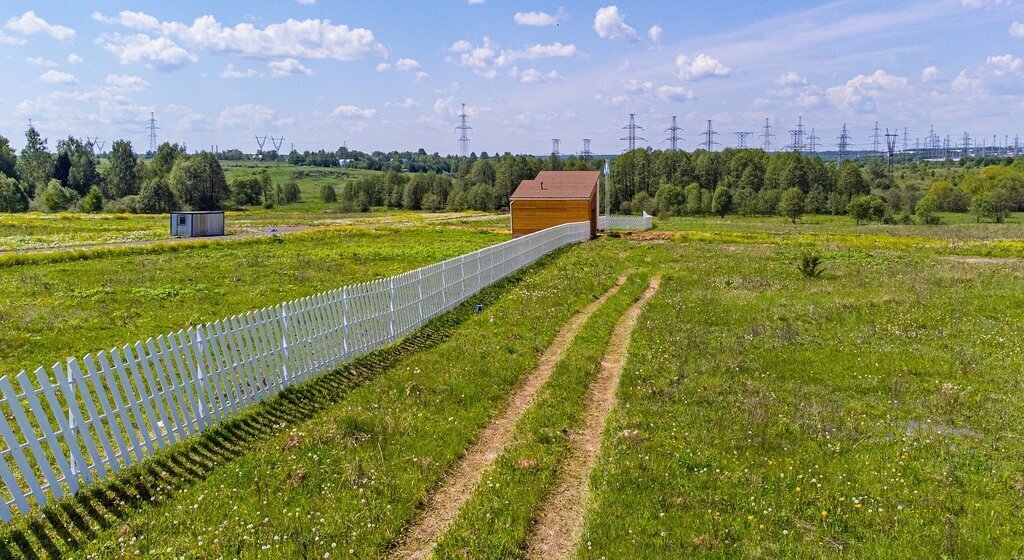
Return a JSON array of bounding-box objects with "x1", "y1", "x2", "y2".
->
[
  {"x1": 92, "y1": 11, "x2": 388, "y2": 61},
  {"x1": 468, "y1": 0, "x2": 485, "y2": 4},
  {"x1": 105, "y1": 74, "x2": 150, "y2": 92},
  {"x1": 921, "y1": 66, "x2": 940, "y2": 82},
  {"x1": 508, "y1": 67, "x2": 561, "y2": 83},
  {"x1": 387, "y1": 97, "x2": 419, "y2": 108},
  {"x1": 826, "y1": 69, "x2": 911, "y2": 113},
  {"x1": 415, "y1": 71, "x2": 429, "y2": 82},
  {"x1": 220, "y1": 64, "x2": 258, "y2": 79},
  {"x1": 1010, "y1": 21, "x2": 1024, "y2": 38},
  {"x1": 449, "y1": 40, "x2": 472, "y2": 53},
  {"x1": 961, "y1": 0, "x2": 1010, "y2": 7},
  {"x1": 514, "y1": 10, "x2": 565, "y2": 27},
  {"x1": 449, "y1": 37, "x2": 578, "y2": 79},
  {"x1": 67, "y1": 53, "x2": 84, "y2": 64},
  {"x1": 295, "y1": 0, "x2": 317, "y2": 4},
  {"x1": 100, "y1": 34, "x2": 199, "y2": 71},
  {"x1": 0, "y1": 31, "x2": 27, "y2": 45},
  {"x1": 218, "y1": 104, "x2": 275, "y2": 128},
  {"x1": 655, "y1": 85, "x2": 694, "y2": 102},
  {"x1": 6, "y1": 11, "x2": 75, "y2": 41},
  {"x1": 395, "y1": 57, "x2": 421, "y2": 71},
  {"x1": 775, "y1": 71, "x2": 806, "y2": 86},
  {"x1": 39, "y1": 70, "x2": 76, "y2": 84},
  {"x1": 648, "y1": 25, "x2": 662, "y2": 44},
  {"x1": 26, "y1": 57, "x2": 58, "y2": 67},
  {"x1": 676, "y1": 53, "x2": 731, "y2": 80},
  {"x1": 593, "y1": 6, "x2": 637, "y2": 42},
  {"x1": 331, "y1": 105, "x2": 377, "y2": 118},
  {"x1": 376, "y1": 62, "x2": 392, "y2": 72},
  {"x1": 268, "y1": 58, "x2": 313, "y2": 77}
]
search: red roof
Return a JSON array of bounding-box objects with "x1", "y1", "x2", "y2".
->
[{"x1": 510, "y1": 170, "x2": 600, "y2": 199}]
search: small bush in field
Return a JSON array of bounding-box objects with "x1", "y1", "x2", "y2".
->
[{"x1": 798, "y1": 251, "x2": 824, "y2": 278}]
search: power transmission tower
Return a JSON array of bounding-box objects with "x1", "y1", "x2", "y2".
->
[
  {"x1": 837, "y1": 123, "x2": 851, "y2": 165},
  {"x1": 551, "y1": 139, "x2": 561, "y2": 157},
  {"x1": 1015, "y1": 134, "x2": 1020, "y2": 157},
  {"x1": 902, "y1": 127, "x2": 909, "y2": 153},
  {"x1": 270, "y1": 136, "x2": 285, "y2": 153},
  {"x1": 581, "y1": 139, "x2": 593, "y2": 160},
  {"x1": 701, "y1": 120, "x2": 719, "y2": 152},
  {"x1": 455, "y1": 103, "x2": 472, "y2": 157},
  {"x1": 928, "y1": 125, "x2": 940, "y2": 154},
  {"x1": 961, "y1": 132, "x2": 971, "y2": 158},
  {"x1": 787, "y1": 116, "x2": 807, "y2": 152},
  {"x1": 254, "y1": 135, "x2": 268, "y2": 159},
  {"x1": 872, "y1": 121, "x2": 881, "y2": 153},
  {"x1": 760, "y1": 118, "x2": 775, "y2": 152},
  {"x1": 86, "y1": 136, "x2": 106, "y2": 155},
  {"x1": 808, "y1": 128, "x2": 820, "y2": 153},
  {"x1": 734, "y1": 131, "x2": 753, "y2": 149},
  {"x1": 147, "y1": 112, "x2": 160, "y2": 153},
  {"x1": 664, "y1": 116, "x2": 682, "y2": 151},
  {"x1": 885, "y1": 128, "x2": 898, "y2": 175},
  {"x1": 621, "y1": 113, "x2": 645, "y2": 151}
]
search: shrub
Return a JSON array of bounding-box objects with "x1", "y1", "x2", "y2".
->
[
  {"x1": 41, "y1": 179, "x2": 80, "y2": 212},
  {"x1": 106, "y1": 195, "x2": 140, "y2": 214},
  {"x1": 798, "y1": 251, "x2": 824, "y2": 278},
  {"x1": 283, "y1": 180, "x2": 301, "y2": 203},
  {"x1": 711, "y1": 185, "x2": 732, "y2": 218},
  {"x1": 0, "y1": 174, "x2": 29, "y2": 212},
  {"x1": 231, "y1": 176, "x2": 264, "y2": 206},
  {"x1": 915, "y1": 194, "x2": 941, "y2": 225},
  {"x1": 80, "y1": 186, "x2": 104, "y2": 213},
  {"x1": 320, "y1": 184, "x2": 337, "y2": 203}
]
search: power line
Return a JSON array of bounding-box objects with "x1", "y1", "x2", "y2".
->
[
  {"x1": 664, "y1": 116, "x2": 682, "y2": 151},
  {"x1": 456, "y1": 103, "x2": 472, "y2": 157},
  {"x1": 621, "y1": 113, "x2": 645, "y2": 151}
]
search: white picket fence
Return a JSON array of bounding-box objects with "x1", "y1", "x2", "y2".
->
[
  {"x1": 0, "y1": 221, "x2": 590, "y2": 522},
  {"x1": 598, "y1": 211, "x2": 653, "y2": 231}
]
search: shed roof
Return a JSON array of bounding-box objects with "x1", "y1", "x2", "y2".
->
[{"x1": 510, "y1": 170, "x2": 600, "y2": 200}]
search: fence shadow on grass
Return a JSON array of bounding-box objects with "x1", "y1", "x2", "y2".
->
[{"x1": 0, "y1": 262, "x2": 536, "y2": 560}]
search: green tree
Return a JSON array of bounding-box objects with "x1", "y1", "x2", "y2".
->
[
  {"x1": 145, "y1": 143, "x2": 187, "y2": 182},
  {"x1": 15, "y1": 126, "x2": 53, "y2": 197},
  {"x1": 0, "y1": 134, "x2": 16, "y2": 179},
  {"x1": 138, "y1": 178, "x2": 179, "y2": 213},
  {"x1": 321, "y1": 184, "x2": 337, "y2": 203},
  {"x1": 683, "y1": 182, "x2": 702, "y2": 214},
  {"x1": 0, "y1": 174, "x2": 29, "y2": 212},
  {"x1": 282, "y1": 180, "x2": 301, "y2": 203},
  {"x1": 81, "y1": 186, "x2": 104, "y2": 213},
  {"x1": 970, "y1": 188, "x2": 1014, "y2": 223},
  {"x1": 836, "y1": 161, "x2": 869, "y2": 198},
  {"x1": 711, "y1": 185, "x2": 732, "y2": 217},
  {"x1": 848, "y1": 194, "x2": 886, "y2": 225},
  {"x1": 41, "y1": 179, "x2": 79, "y2": 212},
  {"x1": 54, "y1": 137, "x2": 101, "y2": 196},
  {"x1": 231, "y1": 176, "x2": 264, "y2": 206},
  {"x1": 105, "y1": 140, "x2": 141, "y2": 198},
  {"x1": 654, "y1": 183, "x2": 685, "y2": 216},
  {"x1": 778, "y1": 187, "x2": 805, "y2": 223},
  {"x1": 169, "y1": 153, "x2": 228, "y2": 210}
]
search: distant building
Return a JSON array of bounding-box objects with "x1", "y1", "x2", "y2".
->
[{"x1": 509, "y1": 170, "x2": 599, "y2": 238}]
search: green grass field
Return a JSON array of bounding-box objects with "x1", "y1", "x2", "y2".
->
[{"x1": 1, "y1": 213, "x2": 1023, "y2": 558}]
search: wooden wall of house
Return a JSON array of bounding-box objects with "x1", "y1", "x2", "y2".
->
[{"x1": 511, "y1": 196, "x2": 596, "y2": 238}]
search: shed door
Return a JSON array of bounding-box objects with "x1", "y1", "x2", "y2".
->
[{"x1": 174, "y1": 214, "x2": 188, "y2": 236}]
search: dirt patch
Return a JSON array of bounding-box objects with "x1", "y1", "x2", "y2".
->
[
  {"x1": 389, "y1": 276, "x2": 628, "y2": 560},
  {"x1": 948, "y1": 256, "x2": 1024, "y2": 265},
  {"x1": 526, "y1": 276, "x2": 661, "y2": 559}
]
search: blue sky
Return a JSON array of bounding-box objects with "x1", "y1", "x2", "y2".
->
[{"x1": 1, "y1": 0, "x2": 1022, "y2": 155}]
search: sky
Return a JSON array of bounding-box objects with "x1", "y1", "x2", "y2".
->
[{"x1": 1, "y1": 0, "x2": 1023, "y2": 156}]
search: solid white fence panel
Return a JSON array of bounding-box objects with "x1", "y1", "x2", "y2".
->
[{"x1": 0, "y1": 221, "x2": 590, "y2": 521}]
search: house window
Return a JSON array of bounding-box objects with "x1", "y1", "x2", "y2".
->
[{"x1": 178, "y1": 216, "x2": 187, "y2": 226}]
